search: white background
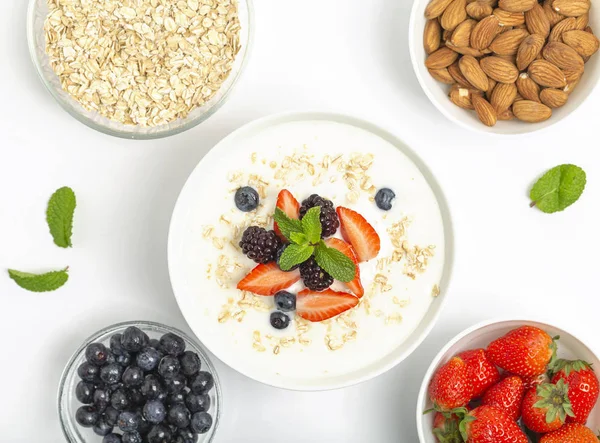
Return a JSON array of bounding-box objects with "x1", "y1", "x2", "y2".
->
[{"x1": 1, "y1": 0, "x2": 599, "y2": 441}]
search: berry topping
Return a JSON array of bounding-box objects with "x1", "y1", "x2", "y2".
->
[
  {"x1": 234, "y1": 186, "x2": 259, "y2": 212},
  {"x1": 270, "y1": 311, "x2": 290, "y2": 329},
  {"x1": 239, "y1": 226, "x2": 283, "y2": 264},
  {"x1": 300, "y1": 257, "x2": 333, "y2": 291},
  {"x1": 337, "y1": 207, "x2": 381, "y2": 262},
  {"x1": 324, "y1": 238, "x2": 364, "y2": 298},
  {"x1": 274, "y1": 189, "x2": 300, "y2": 241},
  {"x1": 274, "y1": 291, "x2": 296, "y2": 311},
  {"x1": 299, "y1": 194, "x2": 339, "y2": 238},
  {"x1": 375, "y1": 188, "x2": 396, "y2": 211},
  {"x1": 236, "y1": 262, "x2": 301, "y2": 296},
  {"x1": 296, "y1": 289, "x2": 359, "y2": 322}
]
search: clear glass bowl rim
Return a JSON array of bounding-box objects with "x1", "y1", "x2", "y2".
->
[{"x1": 57, "y1": 320, "x2": 223, "y2": 442}]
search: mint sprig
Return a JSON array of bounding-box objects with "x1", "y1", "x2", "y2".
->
[
  {"x1": 530, "y1": 165, "x2": 586, "y2": 213},
  {"x1": 8, "y1": 268, "x2": 69, "y2": 292},
  {"x1": 278, "y1": 244, "x2": 314, "y2": 271},
  {"x1": 274, "y1": 208, "x2": 303, "y2": 239},
  {"x1": 314, "y1": 242, "x2": 355, "y2": 283},
  {"x1": 47, "y1": 186, "x2": 77, "y2": 248},
  {"x1": 301, "y1": 207, "x2": 322, "y2": 243}
]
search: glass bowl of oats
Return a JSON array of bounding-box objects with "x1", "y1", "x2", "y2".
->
[{"x1": 27, "y1": 0, "x2": 253, "y2": 139}]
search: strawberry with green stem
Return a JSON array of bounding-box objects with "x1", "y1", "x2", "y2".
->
[
  {"x1": 521, "y1": 379, "x2": 575, "y2": 433},
  {"x1": 433, "y1": 408, "x2": 467, "y2": 443},
  {"x1": 550, "y1": 359, "x2": 599, "y2": 424},
  {"x1": 459, "y1": 405, "x2": 528, "y2": 443}
]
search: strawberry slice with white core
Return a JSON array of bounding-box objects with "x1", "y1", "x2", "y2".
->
[
  {"x1": 274, "y1": 189, "x2": 300, "y2": 241},
  {"x1": 296, "y1": 289, "x2": 359, "y2": 322},
  {"x1": 324, "y1": 238, "x2": 364, "y2": 298},
  {"x1": 236, "y1": 262, "x2": 300, "y2": 296},
  {"x1": 336, "y1": 207, "x2": 381, "y2": 262}
]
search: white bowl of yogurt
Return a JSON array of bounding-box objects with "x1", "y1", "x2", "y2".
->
[{"x1": 168, "y1": 112, "x2": 454, "y2": 390}]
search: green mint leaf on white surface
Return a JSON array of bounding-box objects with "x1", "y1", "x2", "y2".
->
[
  {"x1": 290, "y1": 232, "x2": 308, "y2": 245},
  {"x1": 314, "y1": 242, "x2": 356, "y2": 283},
  {"x1": 8, "y1": 268, "x2": 69, "y2": 292},
  {"x1": 530, "y1": 165, "x2": 586, "y2": 213},
  {"x1": 301, "y1": 206, "x2": 322, "y2": 244},
  {"x1": 47, "y1": 186, "x2": 76, "y2": 248},
  {"x1": 274, "y1": 208, "x2": 303, "y2": 241},
  {"x1": 278, "y1": 244, "x2": 314, "y2": 271}
]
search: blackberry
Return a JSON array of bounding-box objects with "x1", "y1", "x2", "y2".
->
[
  {"x1": 300, "y1": 257, "x2": 333, "y2": 291},
  {"x1": 299, "y1": 194, "x2": 339, "y2": 238},
  {"x1": 239, "y1": 226, "x2": 282, "y2": 264}
]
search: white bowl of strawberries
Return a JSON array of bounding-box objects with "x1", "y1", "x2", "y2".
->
[{"x1": 417, "y1": 319, "x2": 600, "y2": 442}]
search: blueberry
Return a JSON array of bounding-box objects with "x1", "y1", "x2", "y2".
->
[
  {"x1": 189, "y1": 371, "x2": 214, "y2": 394},
  {"x1": 375, "y1": 188, "x2": 396, "y2": 211},
  {"x1": 93, "y1": 388, "x2": 111, "y2": 411},
  {"x1": 141, "y1": 374, "x2": 164, "y2": 400},
  {"x1": 270, "y1": 311, "x2": 290, "y2": 330},
  {"x1": 86, "y1": 342, "x2": 110, "y2": 366},
  {"x1": 143, "y1": 400, "x2": 167, "y2": 424},
  {"x1": 164, "y1": 373, "x2": 186, "y2": 394},
  {"x1": 94, "y1": 418, "x2": 114, "y2": 436},
  {"x1": 177, "y1": 428, "x2": 198, "y2": 443},
  {"x1": 76, "y1": 381, "x2": 95, "y2": 404},
  {"x1": 147, "y1": 424, "x2": 172, "y2": 443},
  {"x1": 103, "y1": 433, "x2": 122, "y2": 443},
  {"x1": 76, "y1": 405, "x2": 100, "y2": 427},
  {"x1": 78, "y1": 362, "x2": 101, "y2": 383},
  {"x1": 276, "y1": 245, "x2": 301, "y2": 271},
  {"x1": 121, "y1": 327, "x2": 149, "y2": 352},
  {"x1": 149, "y1": 338, "x2": 161, "y2": 349},
  {"x1": 121, "y1": 431, "x2": 143, "y2": 443},
  {"x1": 190, "y1": 412, "x2": 212, "y2": 434},
  {"x1": 110, "y1": 389, "x2": 131, "y2": 411},
  {"x1": 234, "y1": 186, "x2": 259, "y2": 212},
  {"x1": 101, "y1": 364, "x2": 123, "y2": 384},
  {"x1": 179, "y1": 351, "x2": 201, "y2": 377},
  {"x1": 167, "y1": 391, "x2": 186, "y2": 406},
  {"x1": 167, "y1": 403, "x2": 191, "y2": 429},
  {"x1": 128, "y1": 388, "x2": 145, "y2": 406},
  {"x1": 110, "y1": 333, "x2": 127, "y2": 356},
  {"x1": 158, "y1": 356, "x2": 180, "y2": 379},
  {"x1": 185, "y1": 393, "x2": 210, "y2": 413},
  {"x1": 117, "y1": 411, "x2": 141, "y2": 432},
  {"x1": 136, "y1": 347, "x2": 162, "y2": 372},
  {"x1": 116, "y1": 353, "x2": 132, "y2": 367},
  {"x1": 104, "y1": 407, "x2": 120, "y2": 427},
  {"x1": 159, "y1": 333, "x2": 186, "y2": 356},
  {"x1": 122, "y1": 366, "x2": 144, "y2": 387},
  {"x1": 274, "y1": 291, "x2": 296, "y2": 312}
]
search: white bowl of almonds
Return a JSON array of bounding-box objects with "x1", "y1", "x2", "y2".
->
[
  {"x1": 27, "y1": 0, "x2": 252, "y2": 139},
  {"x1": 409, "y1": 0, "x2": 600, "y2": 134}
]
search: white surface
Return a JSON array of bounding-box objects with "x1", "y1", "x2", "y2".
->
[
  {"x1": 416, "y1": 319, "x2": 600, "y2": 442},
  {"x1": 168, "y1": 113, "x2": 448, "y2": 390},
  {"x1": 0, "y1": 0, "x2": 599, "y2": 441}
]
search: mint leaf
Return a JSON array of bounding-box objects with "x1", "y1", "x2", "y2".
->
[
  {"x1": 290, "y1": 232, "x2": 308, "y2": 245},
  {"x1": 47, "y1": 187, "x2": 76, "y2": 248},
  {"x1": 274, "y1": 208, "x2": 303, "y2": 241},
  {"x1": 278, "y1": 244, "x2": 314, "y2": 271},
  {"x1": 314, "y1": 242, "x2": 356, "y2": 283},
  {"x1": 301, "y1": 207, "x2": 322, "y2": 244},
  {"x1": 8, "y1": 268, "x2": 69, "y2": 292},
  {"x1": 530, "y1": 165, "x2": 586, "y2": 213}
]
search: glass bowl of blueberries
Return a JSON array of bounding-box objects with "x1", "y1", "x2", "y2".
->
[{"x1": 58, "y1": 321, "x2": 221, "y2": 443}]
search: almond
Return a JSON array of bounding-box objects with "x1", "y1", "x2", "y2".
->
[
  {"x1": 424, "y1": 19, "x2": 443, "y2": 54},
  {"x1": 498, "y1": 0, "x2": 536, "y2": 13},
  {"x1": 480, "y1": 56, "x2": 520, "y2": 83},
  {"x1": 493, "y1": 8, "x2": 525, "y2": 26},
  {"x1": 562, "y1": 30, "x2": 600, "y2": 57},
  {"x1": 516, "y1": 72, "x2": 541, "y2": 101},
  {"x1": 449, "y1": 85, "x2": 479, "y2": 109},
  {"x1": 514, "y1": 92, "x2": 525, "y2": 101},
  {"x1": 552, "y1": 0, "x2": 591, "y2": 17},
  {"x1": 543, "y1": 41, "x2": 585, "y2": 72},
  {"x1": 446, "y1": 41, "x2": 490, "y2": 56},
  {"x1": 549, "y1": 18, "x2": 578, "y2": 43},
  {"x1": 490, "y1": 82, "x2": 518, "y2": 111},
  {"x1": 471, "y1": 15, "x2": 501, "y2": 49},
  {"x1": 575, "y1": 13, "x2": 589, "y2": 30},
  {"x1": 498, "y1": 107, "x2": 516, "y2": 120},
  {"x1": 459, "y1": 55, "x2": 491, "y2": 90},
  {"x1": 448, "y1": 61, "x2": 476, "y2": 87},
  {"x1": 489, "y1": 28, "x2": 530, "y2": 55},
  {"x1": 525, "y1": 3, "x2": 550, "y2": 38},
  {"x1": 563, "y1": 70, "x2": 582, "y2": 93},
  {"x1": 496, "y1": 53, "x2": 518, "y2": 64},
  {"x1": 450, "y1": 19, "x2": 477, "y2": 47},
  {"x1": 543, "y1": 0, "x2": 564, "y2": 27},
  {"x1": 441, "y1": 0, "x2": 468, "y2": 30},
  {"x1": 467, "y1": 1, "x2": 494, "y2": 19},
  {"x1": 428, "y1": 67, "x2": 456, "y2": 83},
  {"x1": 425, "y1": 0, "x2": 456, "y2": 19},
  {"x1": 486, "y1": 78, "x2": 498, "y2": 100},
  {"x1": 540, "y1": 88, "x2": 569, "y2": 107},
  {"x1": 528, "y1": 59, "x2": 567, "y2": 88},
  {"x1": 426, "y1": 47, "x2": 460, "y2": 68},
  {"x1": 472, "y1": 94, "x2": 498, "y2": 126},
  {"x1": 513, "y1": 100, "x2": 552, "y2": 122},
  {"x1": 516, "y1": 34, "x2": 546, "y2": 70}
]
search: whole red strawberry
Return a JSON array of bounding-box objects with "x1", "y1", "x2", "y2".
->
[
  {"x1": 521, "y1": 380, "x2": 575, "y2": 433},
  {"x1": 457, "y1": 349, "x2": 500, "y2": 398},
  {"x1": 540, "y1": 423, "x2": 600, "y2": 443},
  {"x1": 459, "y1": 406, "x2": 528, "y2": 443},
  {"x1": 486, "y1": 326, "x2": 556, "y2": 377},
  {"x1": 481, "y1": 375, "x2": 525, "y2": 421},
  {"x1": 433, "y1": 410, "x2": 465, "y2": 443},
  {"x1": 551, "y1": 359, "x2": 600, "y2": 424},
  {"x1": 429, "y1": 356, "x2": 474, "y2": 411}
]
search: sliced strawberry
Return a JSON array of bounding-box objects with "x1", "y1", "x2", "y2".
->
[
  {"x1": 296, "y1": 289, "x2": 359, "y2": 322},
  {"x1": 336, "y1": 207, "x2": 381, "y2": 262},
  {"x1": 324, "y1": 238, "x2": 364, "y2": 298},
  {"x1": 236, "y1": 263, "x2": 300, "y2": 296},
  {"x1": 274, "y1": 189, "x2": 300, "y2": 241}
]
